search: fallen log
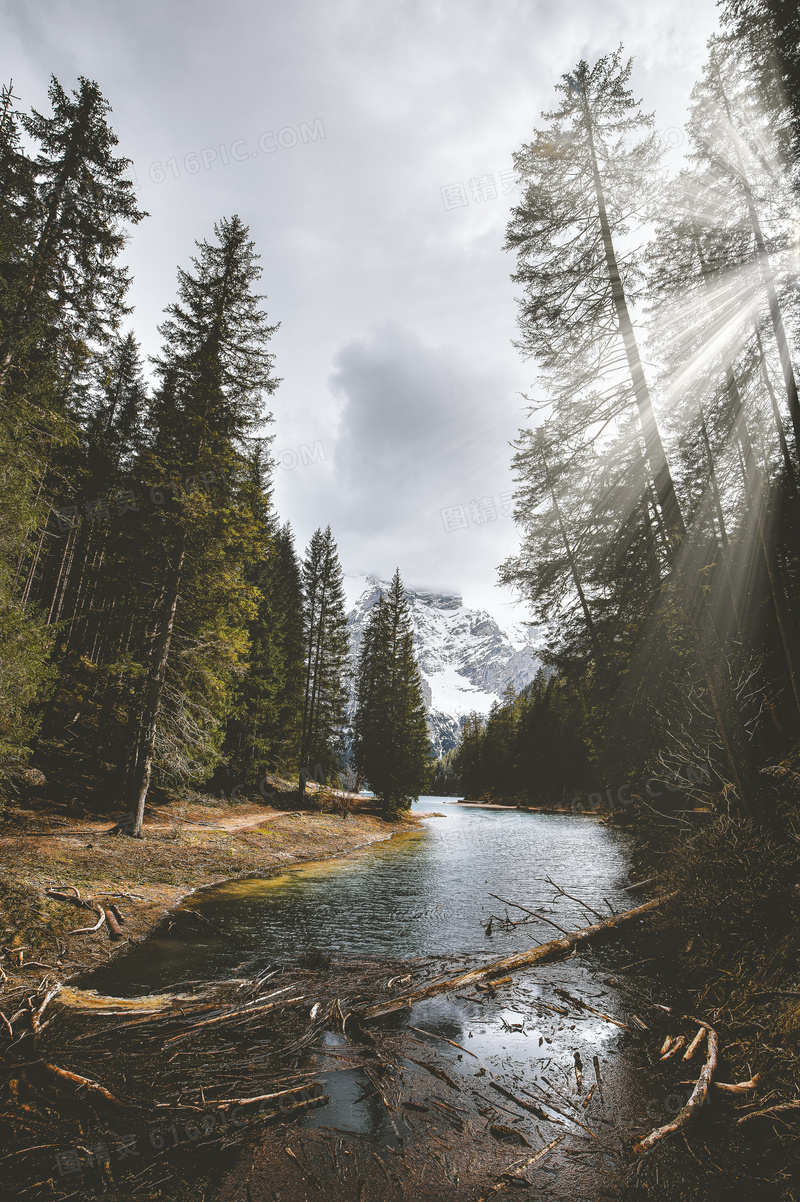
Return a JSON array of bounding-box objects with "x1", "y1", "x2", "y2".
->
[
  {"x1": 634, "y1": 1017, "x2": 718, "y2": 1155},
  {"x1": 352, "y1": 893, "x2": 678, "y2": 1022},
  {"x1": 102, "y1": 907, "x2": 124, "y2": 940}
]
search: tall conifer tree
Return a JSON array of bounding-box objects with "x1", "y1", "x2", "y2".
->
[
  {"x1": 298, "y1": 527, "x2": 350, "y2": 795},
  {"x1": 352, "y1": 570, "x2": 431, "y2": 816},
  {"x1": 124, "y1": 216, "x2": 279, "y2": 835}
]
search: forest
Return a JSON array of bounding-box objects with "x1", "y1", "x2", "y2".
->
[
  {"x1": 1, "y1": 0, "x2": 799, "y2": 852},
  {"x1": 2, "y1": 0, "x2": 800, "y2": 851},
  {"x1": 0, "y1": 81, "x2": 431, "y2": 828},
  {"x1": 436, "y1": 1, "x2": 800, "y2": 840}
]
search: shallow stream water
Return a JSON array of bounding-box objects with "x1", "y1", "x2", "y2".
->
[
  {"x1": 82, "y1": 800, "x2": 679, "y2": 1197},
  {"x1": 88, "y1": 799, "x2": 638, "y2": 995}
]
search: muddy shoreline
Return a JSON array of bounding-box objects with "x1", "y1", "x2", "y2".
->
[
  {"x1": 0, "y1": 787, "x2": 420, "y2": 993},
  {"x1": 2, "y1": 795, "x2": 798, "y2": 1200}
]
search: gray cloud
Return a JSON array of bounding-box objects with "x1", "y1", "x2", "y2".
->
[{"x1": 2, "y1": 0, "x2": 722, "y2": 615}]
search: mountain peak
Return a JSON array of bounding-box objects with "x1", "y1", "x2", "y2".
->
[{"x1": 344, "y1": 574, "x2": 543, "y2": 755}]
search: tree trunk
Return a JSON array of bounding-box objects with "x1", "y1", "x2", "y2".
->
[
  {"x1": 540, "y1": 437, "x2": 601, "y2": 657},
  {"x1": 581, "y1": 85, "x2": 685, "y2": 542},
  {"x1": 755, "y1": 328, "x2": 800, "y2": 500},
  {"x1": 125, "y1": 534, "x2": 186, "y2": 837},
  {"x1": 353, "y1": 892, "x2": 679, "y2": 1022}
]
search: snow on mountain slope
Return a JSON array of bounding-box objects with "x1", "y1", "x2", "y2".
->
[{"x1": 345, "y1": 574, "x2": 544, "y2": 756}]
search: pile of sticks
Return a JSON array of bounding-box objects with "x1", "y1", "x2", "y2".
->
[{"x1": 45, "y1": 886, "x2": 126, "y2": 941}]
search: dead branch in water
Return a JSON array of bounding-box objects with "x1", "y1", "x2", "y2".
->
[
  {"x1": 634, "y1": 1018, "x2": 718, "y2": 1155},
  {"x1": 352, "y1": 893, "x2": 678, "y2": 1022}
]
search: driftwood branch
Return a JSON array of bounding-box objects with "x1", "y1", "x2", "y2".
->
[
  {"x1": 487, "y1": 894, "x2": 571, "y2": 936},
  {"x1": 683, "y1": 1026, "x2": 707, "y2": 1060},
  {"x1": 714, "y1": 1074, "x2": 760, "y2": 1094},
  {"x1": 69, "y1": 905, "x2": 105, "y2": 935},
  {"x1": 634, "y1": 1018, "x2": 718, "y2": 1155},
  {"x1": 40, "y1": 1061, "x2": 128, "y2": 1108},
  {"x1": 544, "y1": 876, "x2": 606, "y2": 922},
  {"x1": 736, "y1": 1100, "x2": 800, "y2": 1125},
  {"x1": 476, "y1": 1135, "x2": 566, "y2": 1202},
  {"x1": 352, "y1": 893, "x2": 678, "y2": 1022},
  {"x1": 212, "y1": 1082, "x2": 323, "y2": 1108}
]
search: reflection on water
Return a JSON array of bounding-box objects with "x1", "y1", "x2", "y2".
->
[
  {"x1": 88, "y1": 800, "x2": 634, "y2": 996},
  {"x1": 85, "y1": 800, "x2": 660, "y2": 1191}
]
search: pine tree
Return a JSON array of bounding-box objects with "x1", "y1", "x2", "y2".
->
[
  {"x1": 0, "y1": 76, "x2": 143, "y2": 783},
  {"x1": 223, "y1": 519, "x2": 304, "y2": 784},
  {"x1": 298, "y1": 527, "x2": 350, "y2": 795},
  {"x1": 505, "y1": 50, "x2": 778, "y2": 825},
  {"x1": 0, "y1": 75, "x2": 146, "y2": 391},
  {"x1": 124, "y1": 215, "x2": 280, "y2": 835},
  {"x1": 352, "y1": 570, "x2": 431, "y2": 817},
  {"x1": 721, "y1": 0, "x2": 800, "y2": 161}
]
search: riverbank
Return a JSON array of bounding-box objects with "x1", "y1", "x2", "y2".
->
[
  {"x1": 0, "y1": 782, "x2": 419, "y2": 992},
  {"x1": 0, "y1": 896, "x2": 681, "y2": 1202}
]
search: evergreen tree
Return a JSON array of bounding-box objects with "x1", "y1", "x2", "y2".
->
[
  {"x1": 223, "y1": 519, "x2": 304, "y2": 784},
  {"x1": 298, "y1": 526, "x2": 350, "y2": 795},
  {"x1": 123, "y1": 215, "x2": 280, "y2": 835},
  {"x1": 721, "y1": 0, "x2": 800, "y2": 161},
  {"x1": 505, "y1": 50, "x2": 778, "y2": 825},
  {"x1": 0, "y1": 75, "x2": 145, "y2": 390},
  {"x1": 352, "y1": 570, "x2": 432, "y2": 817},
  {"x1": 0, "y1": 76, "x2": 143, "y2": 784}
]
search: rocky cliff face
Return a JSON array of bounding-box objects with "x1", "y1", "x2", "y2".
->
[{"x1": 344, "y1": 574, "x2": 544, "y2": 756}]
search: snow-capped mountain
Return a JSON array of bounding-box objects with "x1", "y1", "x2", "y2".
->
[{"x1": 344, "y1": 574, "x2": 545, "y2": 757}]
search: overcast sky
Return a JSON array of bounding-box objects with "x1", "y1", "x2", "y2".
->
[{"x1": 2, "y1": 0, "x2": 721, "y2": 619}]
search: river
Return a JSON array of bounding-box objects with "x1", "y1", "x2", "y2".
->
[
  {"x1": 86, "y1": 798, "x2": 636, "y2": 993},
  {"x1": 83, "y1": 799, "x2": 675, "y2": 1197}
]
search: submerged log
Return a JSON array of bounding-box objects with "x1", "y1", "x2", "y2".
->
[{"x1": 352, "y1": 893, "x2": 678, "y2": 1022}]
